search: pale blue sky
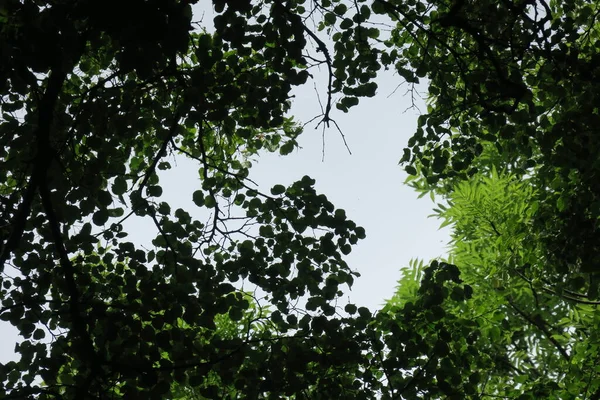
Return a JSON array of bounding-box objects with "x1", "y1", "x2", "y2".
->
[
  {"x1": 0, "y1": 4, "x2": 450, "y2": 364},
  {"x1": 249, "y1": 72, "x2": 450, "y2": 309}
]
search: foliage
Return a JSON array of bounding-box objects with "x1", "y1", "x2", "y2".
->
[
  {"x1": 391, "y1": 0, "x2": 600, "y2": 394},
  {"x1": 1, "y1": 0, "x2": 600, "y2": 398},
  {"x1": 389, "y1": 0, "x2": 600, "y2": 395},
  {"x1": 391, "y1": 165, "x2": 600, "y2": 398},
  {"x1": 396, "y1": 0, "x2": 600, "y2": 285},
  {"x1": 0, "y1": 0, "x2": 368, "y2": 398},
  {"x1": 168, "y1": 293, "x2": 271, "y2": 399}
]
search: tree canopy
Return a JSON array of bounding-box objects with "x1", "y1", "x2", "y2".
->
[{"x1": 1, "y1": 0, "x2": 600, "y2": 398}]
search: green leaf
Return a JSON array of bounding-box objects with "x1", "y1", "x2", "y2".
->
[
  {"x1": 192, "y1": 190, "x2": 205, "y2": 207},
  {"x1": 204, "y1": 195, "x2": 216, "y2": 208},
  {"x1": 280, "y1": 141, "x2": 295, "y2": 155},
  {"x1": 270, "y1": 184, "x2": 286, "y2": 195},
  {"x1": 340, "y1": 18, "x2": 353, "y2": 29},
  {"x1": 405, "y1": 165, "x2": 417, "y2": 175},
  {"x1": 355, "y1": 226, "x2": 366, "y2": 239},
  {"x1": 147, "y1": 185, "x2": 163, "y2": 197},
  {"x1": 33, "y1": 329, "x2": 45, "y2": 340},
  {"x1": 157, "y1": 202, "x2": 171, "y2": 215},
  {"x1": 334, "y1": 4, "x2": 347, "y2": 15},
  {"x1": 229, "y1": 307, "x2": 244, "y2": 321},
  {"x1": 344, "y1": 304, "x2": 357, "y2": 314},
  {"x1": 340, "y1": 244, "x2": 351, "y2": 255},
  {"x1": 324, "y1": 12, "x2": 337, "y2": 25},
  {"x1": 112, "y1": 177, "x2": 127, "y2": 195},
  {"x1": 92, "y1": 210, "x2": 109, "y2": 226}
]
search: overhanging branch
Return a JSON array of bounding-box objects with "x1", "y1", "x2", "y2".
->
[
  {"x1": 506, "y1": 297, "x2": 570, "y2": 362},
  {"x1": 0, "y1": 66, "x2": 68, "y2": 271}
]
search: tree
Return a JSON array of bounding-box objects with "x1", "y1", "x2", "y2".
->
[
  {"x1": 389, "y1": 0, "x2": 600, "y2": 393},
  {"x1": 0, "y1": 1, "x2": 369, "y2": 398},
  {"x1": 391, "y1": 162, "x2": 600, "y2": 398},
  {"x1": 2, "y1": 0, "x2": 600, "y2": 399},
  {"x1": 397, "y1": 0, "x2": 600, "y2": 290},
  {"x1": 167, "y1": 292, "x2": 271, "y2": 399},
  {"x1": 391, "y1": 0, "x2": 600, "y2": 393}
]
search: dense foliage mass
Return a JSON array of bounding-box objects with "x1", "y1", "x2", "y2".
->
[{"x1": 1, "y1": 0, "x2": 599, "y2": 398}]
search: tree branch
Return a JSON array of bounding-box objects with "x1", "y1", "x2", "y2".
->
[
  {"x1": 0, "y1": 66, "x2": 68, "y2": 270},
  {"x1": 136, "y1": 113, "x2": 182, "y2": 195},
  {"x1": 39, "y1": 180, "x2": 102, "y2": 397},
  {"x1": 506, "y1": 297, "x2": 570, "y2": 362}
]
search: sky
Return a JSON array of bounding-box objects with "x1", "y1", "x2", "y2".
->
[
  {"x1": 0, "y1": 3, "x2": 450, "y2": 365},
  {"x1": 250, "y1": 77, "x2": 451, "y2": 310}
]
